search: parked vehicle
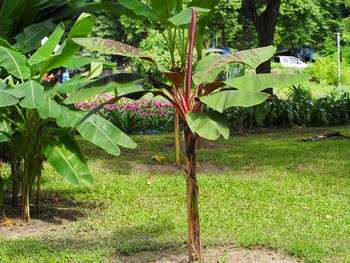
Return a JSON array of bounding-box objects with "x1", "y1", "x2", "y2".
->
[{"x1": 273, "y1": 56, "x2": 308, "y2": 68}]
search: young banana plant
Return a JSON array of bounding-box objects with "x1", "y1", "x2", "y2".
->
[
  {"x1": 0, "y1": 13, "x2": 136, "y2": 221},
  {"x1": 70, "y1": 10, "x2": 310, "y2": 263}
]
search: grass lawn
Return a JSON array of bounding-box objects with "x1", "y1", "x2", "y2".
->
[
  {"x1": 0, "y1": 126, "x2": 349, "y2": 262},
  {"x1": 274, "y1": 82, "x2": 350, "y2": 99}
]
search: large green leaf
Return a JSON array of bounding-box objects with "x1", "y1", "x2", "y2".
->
[
  {"x1": 42, "y1": 132, "x2": 92, "y2": 187},
  {"x1": 56, "y1": 107, "x2": 85, "y2": 128},
  {"x1": 28, "y1": 22, "x2": 65, "y2": 66},
  {"x1": 72, "y1": 37, "x2": 147, "y2": 57},
  {"x1": 150, "y1": 0, "x2": 178, "y2": 21},
  {"x1": 0, "y1": 120, "x2": 13, "y2": 143},
  {"x1": 37, "y1": 97, "x2": 62, "y2": 119},
  {"x1": 0, "y1": 37, "x2": 16, "y2": 50},
  {"x1": 14, "y1": 20, "x2": 56, "y2": 53},
  {"x1": 77, "y1": 114, "x2": 137, "y2": 156},
  {"x1": 224, "y1": 73, "x2": 312, "y2": 92},
  {"x1": 55, "y1": 74, "x2": 93, "y2": 95},
  {"x1": 85, "y1": 1, "x2": 146, "y2": 20},
  {"x1": 193, "y1": 46, "x2": 277, "y2": 86},
  {"x1": 64, "y1": 73, "x2": 145, "y2": 103},
  {"x1": 86, "y1": 62, "x2": 103, "y2": 80},
  {"x1": 56, "y1": 107, "x2": 137, "y2": 154},
  {"x1": 187, "y1": 111, "x2": 229, "y2": 140},
  {"x1": 0, "y1": 0, "x2": 23, "y2": 38},
  {"x1": 168, "y1": 7, "x2": 210, "y2": 26},
  {"x1": 72, "y1": 38, "x2": 166, "y2": 72},
  {"x1": 0, "y1": 82, "x2": 25, "y2": 107},
  {"x1": 62, "y1": 56, "x2": 117, "y2": 70},
  {"x1": 16, "y1": 80, "x2": 47, "y2": 109},
  {"x1": 0, "y1": 46, "x2": 31, "y2": 80},
  {"x1": 119, "y1": 0, "x2": 160, "y2": 22},
  {"x1": 200, "y1": 90, "x2": 269, "y2": 112},
  {"x1": 41, "y1": 13, "x2": 95, "y2": 73}
]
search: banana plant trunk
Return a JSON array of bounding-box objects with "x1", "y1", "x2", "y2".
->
[
  {"x1": 10, "y1": 149, "x2": 21, "y2": 208},
  {"x1": 174, "y1": 110, "x2": 181, "y2": 165},
  {"x1": 184, "y1": 123, "x2": 202, "y2": 262}
]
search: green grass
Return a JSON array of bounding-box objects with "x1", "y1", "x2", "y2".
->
[
  {"x1": 0, "y1": 126, "x2": 350, "y2": 262},
  {"x1": 274, "y1": 82, "x2": 350, "y2": 99}
]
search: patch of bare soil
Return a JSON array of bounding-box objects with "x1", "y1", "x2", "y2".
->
[
  {"x1": 0, "y1": 218, "x2": 60, "y2": 239},
  {"x1": 130, "y1": 161, "x2": 231, "y2": 175},
  {"x1": 0, "y1": 194, "x2": 87, "y2": 239},
  {"x1": 112, "y1": 246, "x2": 303, "y2": 263}
]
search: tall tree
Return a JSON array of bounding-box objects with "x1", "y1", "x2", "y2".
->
[
  {"x1": 242, "y1": 0, "x2": 281, "y2": 75},
  {"x1": 207, "y1": 0, "x2": 242, "y2": 47}
]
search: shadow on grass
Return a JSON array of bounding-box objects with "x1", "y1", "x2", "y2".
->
[
  {"x1": 1, "y1": 188, "x2": 99, "y2": 225},
  {"x1": 0, "y1": 219, "x2": 183, "y2": 262}
]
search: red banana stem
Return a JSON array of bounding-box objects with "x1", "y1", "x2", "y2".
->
[{"x1": 186, "y1": 9, "x2": 197, "y2": 110}]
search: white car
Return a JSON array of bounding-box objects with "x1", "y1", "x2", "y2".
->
[{"x1": 273, "y1": 56, "x2": 308, "y2": 68}]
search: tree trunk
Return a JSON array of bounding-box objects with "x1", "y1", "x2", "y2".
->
[
  {"x1": 221, "y1": 23, "x2": 226, "y2": 47},
  {"x1": 36, "y1": 160, "x2": 42, "y2": 213},
  {"x1": 22, "y1": 177, "x2": 30, "y2": 221},
  {"x1": 184, "y1": 124, "x2": 202, "y2": 262},
  {"x1": 243, "y1": 0, "x2": 281, "y2": 94},
  {"x1": 10, "y1": 151, "x2": 21, "y2": 208},
  {"x1": 239, "y1": 107, "x2": 244, "y2": 135}
]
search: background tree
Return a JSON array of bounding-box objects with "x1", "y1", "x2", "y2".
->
[
  {"x1": 242, "y1": 0, "x2": 281, "y2": 76},
  {"x1": 206, "y1": 0, "x2": 242, "y2": 47}
]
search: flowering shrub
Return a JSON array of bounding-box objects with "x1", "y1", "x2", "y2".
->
[{"x1": 75, "y1": 94, "x2": 175, "y2": 134}]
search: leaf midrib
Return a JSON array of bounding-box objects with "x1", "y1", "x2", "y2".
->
[
  {"x1": 0, "y1": 46, "x2": 23, "y2": 80},
  {"x1": 51, "y1": 141, "x2": 80, "y2": 184},
  {"x1": 82, "y1": 117, "x2": 120, "y2": 153}
]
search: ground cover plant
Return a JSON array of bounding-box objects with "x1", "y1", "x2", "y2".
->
[{"x1": 0, "y1": 127, "x2": 349, "y2": 262}]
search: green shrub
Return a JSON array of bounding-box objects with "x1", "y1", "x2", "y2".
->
[
  {"x1": 305, "y1": 54, "x2": 350, "y2": 85},
  {"x1": 225, "y1": 85, "x2": 350, "y2": 129}
]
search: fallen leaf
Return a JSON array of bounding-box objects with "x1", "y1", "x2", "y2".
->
[
  {"x1": 326, "y1": 215, "x2": 332, "y2": 219},
  {"x1": 151, "y1": 155, "x2": 165, "y2": 163},
  {"x1": 146, "y1": 176, "x2": 154, "y2": 185},
  {"x1": 303, "y1": 206, "x2": 311, "y2": 210},
  {"x1": 4, "y1": 217, "x2": 13, "y2": 225}
]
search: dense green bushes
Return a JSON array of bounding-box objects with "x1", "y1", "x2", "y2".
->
[
  {"x1": 226, "y1": 86, "x2": 350, "y2": 130},
  {"x1": 305, "y1": 54, "x2": 350, "y2": 85}
]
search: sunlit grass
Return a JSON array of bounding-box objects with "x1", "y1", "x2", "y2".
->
[{"x1": 0, "y1": 126, "x2": 349, "y2": 262}]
